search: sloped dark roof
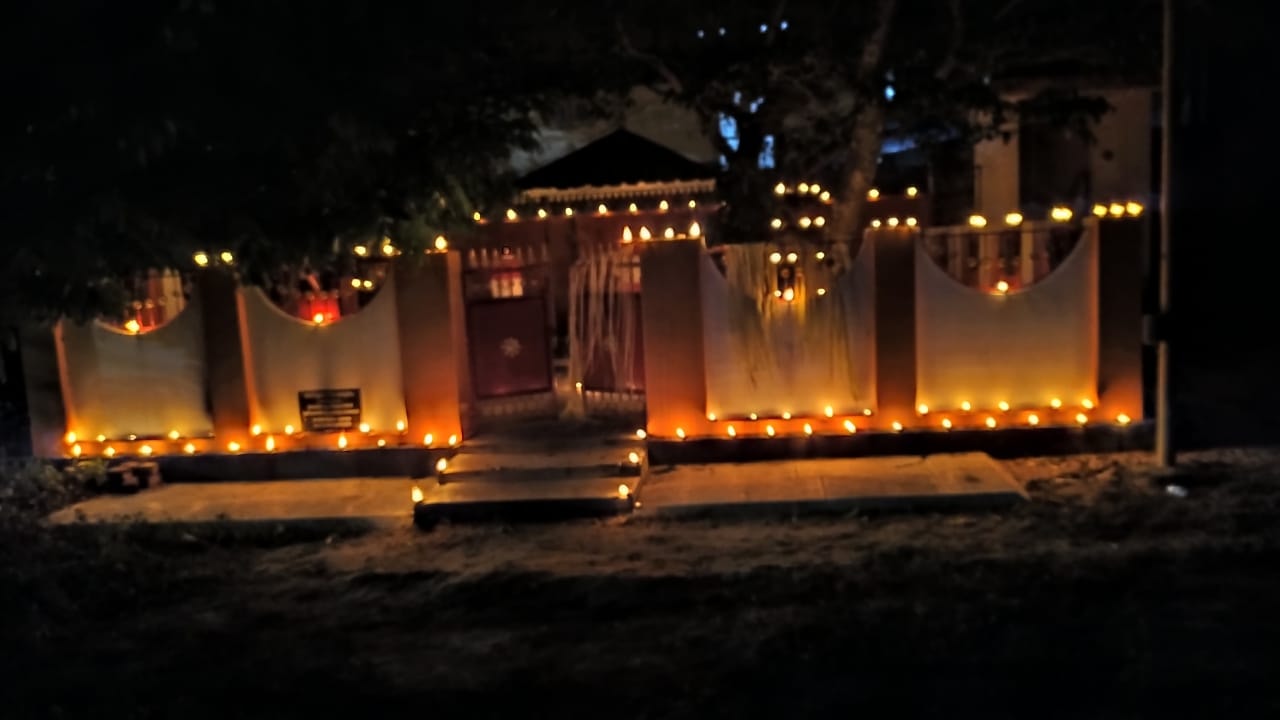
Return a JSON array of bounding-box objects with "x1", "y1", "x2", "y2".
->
[{"x1": 516, "y1": 129, "x2": 717, "y2": 190}]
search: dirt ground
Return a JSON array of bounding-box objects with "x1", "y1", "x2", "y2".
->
[{"x1": 4, "y1": 448, "x2": 1280, "y2": 718}]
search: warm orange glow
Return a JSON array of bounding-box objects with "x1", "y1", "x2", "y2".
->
[
  {"x1": 707, "y1": 412, "x2": 717, "y2": 422},
  {"x1": 998, "y1": 401, "x2": 1010, "y2": 412},
  {"x1": 65, "y1": 431, "x2": 77, "y2": 445},
  {"x1": 1028, "y1": 413, "x2": 1040, "y2": 426},
  {"x1": 769, "y1": 251, "x2": 782, "y2": 264},
  {"x1": 985, "y1": 416, "x2": 997, "y2": 429},
  {"x1": 423, "y1": 433, "x2": 434, "y2": 446},
  {"x1": 251, "y1": 424, "x2": 262, "y2": 436},
  {"x1": 351, "y1": 278, "x2": 363, "y2": 289},
  {"x1": 1116, "y1": 413, "x2": 1132, "y2": 425},
  {"x1": 337, "y1": 434, "x2": 348, "y2": 449},
  {"x1": 816, "y1": 288, "x2": 827, "y2": 296},
  {"x1": 960, "y1": 401, "x2": 972, "y2": 412},
  {"x1": 941, "y1": 418, "x2": 953, "y2": 430},
  {"x1": 618, "y1": 484, "x2": 631, "y2": 500},
  {"x1": 183, "y1": 442, "x2": 196, "y2": 454},
  {"x1": 104, "y1": 446, "x2": 116, "y2": 457},
  {"x1": 1050, "y1": 398, "x2": 1063, "y2": 409},
  {"x1": 227, "y1": 441, "x2": 240, "y2": 453},
  {"x1": 448, "y1": 434, "x2": 459, "y2": 447},
  {"x1": 411, "y1": 486, "x2": 424, "y2": 503},
  {"x1": 810, "y1": 184, "x2": 821, "y2": 195},
  {"x1": 1005, "y1": 212, "x2": 1024, "y2": 226},
  {"x1": 868, "y1": 188, "x2": 880, "y2": 201},
  {"x1": 265, "y1": 435, "x2": 276, "y2": 452},
  {"x1": 359, "y1": 423, "x2": 371, "y2": 434},
  {"x1": 843, "y1": 419, "x2": 857, "y2": 434},
  {"x1": 782, "y1": 288, "x2": 795, "y2": 302},
  {"x1": 635, "y1": 429, "x2": 647, "y2": 440},
  {"x1": 597, "y1": 203, "x2": 608, "y2": 214},
  {"x1": 71, "y1": 443, "x2": 82, "y2": 457},
  {"x1": 137, "y1": 444, "x2": 152, "y2": 457},
  {"x1": 781, "y1": 411, "x2": 792, "y2": 420},
  {"x1": 749, "y1": 412, "x2": 759, "y2": 420},
  {"x1": 377, "y1": 438, "x2": 387, "y2": 448},
  {"x1": 436, "y1": 458, "x2": 448, "y2": 473},
  {"x1": 891, "y1": 421, "x2": 903, "y2": 432},
  {"x1": 863, "y1": 408, "x2": 873, "y2": 416},
  {"x1": 396, "y1": 420, "x2": 406, "y2": 433},
  {"x1": 917, "y1": 403, "x2": 929, "y2": 415},
  {"x1": 994, "y1": 280, "x2": 1010, "y2": 295},
  {"x1": 675, "y1": 427, "x2": 687, "y2": 440},
  {"x1": 803, "y1": 423, "x2": 813, "y2": 435},
  {"x1": 1076, "y1": 413, "x2": 1088, "y2": 425},
  {"x1": 1081, "y1": 398, "x2": 1095, "y2": 410},
  {"x1": 312, "y1": 313, "x2": 325, "y2": 324},
  {"x1": 639, "y1": 226, "x2": 652, "y2": 241},
  {"x1": 284, "y1": 424, "x2": 295, "y2": 435},
  {"x1": 472, "y1": 212, "x2": 483, "y2": 222},
  {"x1": 824, "y1": 405, "x2": 834, "y2": 418},
  {"x1": 968, "y1": 214, "x2": 988, "y2": 228},
  {"x1": 765, "y1": 424, "x2": 776, "y2": 437},
  {"x1": 727, "y1": 424, "x2": 737, "y2": 438},
  {"x1": 628, "y1": 451, "x2": 641, "y2": 465},
  {"x1": 124, "y1": 319, "x2": 141, "y2": 334},
  {"x1": 434, "y1": 235, "x2": 449, "y2": 251}
]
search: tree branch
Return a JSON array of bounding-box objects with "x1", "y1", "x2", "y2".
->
[
  {"x1": 763, "y1": 0, "x2": 788, "y2": 47},
  {"x1": 616, "y1": 17, "x2": 683, "y2": 94},
  {"x1": 935, "y1": 0, "x2": 964, "y2": 79},
  {"x1": 856, "y1": 0, "x2": 898, "y2": 83}
]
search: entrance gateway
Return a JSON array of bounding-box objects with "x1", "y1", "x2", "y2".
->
[{"x1": 457, "y1": 129, "x2": 718, "y2": 436}]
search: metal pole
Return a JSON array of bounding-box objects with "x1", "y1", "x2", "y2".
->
[{"x1": 1156, "y1": 0, "x2": 1175, "y2": 466}]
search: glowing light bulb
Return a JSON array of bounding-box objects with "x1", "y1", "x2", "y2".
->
[
  {"x1": 1075, "y1": 413, "x2": 1088, "y2": 425},
  {"x1": 423, "y1": 433, "x2": 434, "y2": 446},
  {"x1": 1125, "y1": 201, "x2": 1144, "y2": 217},
  {"x1": 377, "y1": 438, "x2": 387, "y2": 448},
  {"x1": 1081, "y1": 399, "x2": 1095, "y2": 410},
  {"x1": 564, "y1": 207, "x2": 574, "y2": 217},
  {"x1": 448, "y1": 434, "x2": 459, "y2": 447},
  {"x1": 227, "y1": 441, "x2": 240, "y2": 453},
  {"x1": 824, "y1": 406, "x2": 834, "y2": 418},
  {"x1": 124, "y1": 319, "x2": 141, "y2": 334},
  {"x1": 434, "y1": 236, "x2": 448, "y2": 251},
  {"x1": 96, "y1": 434, "x2": 106, "y2": 442},
  {"x1": 798, "y1": 182, "x2": 810, "y2": 193},
  {"x1": 337, "y1": 434, "x2": 348, "y2": 449},
  {"x1": 65, "y1": 432, "x2": 77, "y2": 445},
  {"x1": 815, "y1": 287, "x2": 826, "y2": 296},
  {"x1": 782, "y1": 287, "x2": 795, "y2": 302},
  {"x1": 1116, "y1": 413, "x2": 1132, "y2": 426},
  {"x1": 265, "y1": 435, "x2": 276, "y2": 452},
  {"x1": 675, "y1": 427, "x2": 686, "y2": 440},
  {"x1": 396, "y1": 420, "x2": 406, "y2": 433},
  {"x1": 505, "y1": 208, "x2": 517, "y2": 221},
  {"x1": 618, "y1": 484, "x2": 631, "y2": 499},
  {"x1": 905, "y1": 217, "x2": 917, "y2": 227},
  {"x1": 219, "y1": 250, "x2": 234, "y2": 263},
  {"x1": 1050, "y1": 206, "x2": 1073, "y2": 222},
  {"x1": 819, "y1": 191, "x2": 831, "y2": 202},
  {"x1": 638, "y1": 226, "x2": 652, "y2": 241},
  {"x1": 803, "y1": 423, "x2": 813, "y2": 435},
  {"x1": 168, "y1": 429, "x2": 180, "y2": 440},
  {"x1": 1050, "y1": 398, "x2": 1063, "y2": 409},
  {"x1": 359, "y1": 423, "x2": 371, "y2": 434},
  {"x1": 436, "y1": 458, "x2": 448, "y2": 473},
  {"x1": 183, "y1": 442, "x2": 196, "y2": 454},
  {"x1": 351, "y1": 278, "x2": 363, "y2": 289},
  {"x1": 284, "y1": 424, "x2": 295, "y2": 435},
  {"x1": 628, "y1": 451, "x2": 641, "y2": 465},
  {"x1": 749, "y1": 413, "x2": 758, "y2": 420},
  {"x1": 381, "y1": 243, "x2": 395, "y2": 256},
  {"x1": 985, "y1": 417, "x2": 997, "y2": 429},
  {"x1": 906, "y1": 186, "x2": 919, "y2": 198},
  {"x1": 412, "y1": 486, "x2": 424, "y2": 503},
  {"x1": 689, "y1": 221, "x2": 702, "y2": 238},
  {"x1": 249, "y1": 424, "x2": 261, "y2": 436},
  {"x1": 765, "y1": 424, "x2": 776, "y2": 437},
  {"x1": 843, "y1": 419, "x2": 857, "y2": 434},
  {"x1": 1027, "y1": 414, "x2": 1040, "y2": 426},
  {"x1": 941, "y1": 418, "x2": 953, "y2": 430},
  {"x1": 799, "y1": 217, "x2": 812, "y2": 228},
  {"x1": 960, "y1": 401, "x2": 972, "y2": 412},
  {"x1": 891, "y1": 421, "x2": 903, "y2": 432},
  {"x1": 994, "y1": 280, "x2": 1010, "y2": 294},
  {"x1": 887, "y1": 217, "x2": 899, "y2": 228},
  {"x1": 786, "y1": 252, "x2": 798, "y2": 263},
  {"x1": 998, "y1": 401, "x2": 1010, "y2": 412},
  {"x1": 598, "y1": 203, "x2": 608, "y2": 214},
  {"x1": 727, "y1": 425, "x2": 737, "y2": 438},
  {"x1": 628, "y1": 202, "x2": 638, "y2": 213},
  {"x1": 636, "y1": 429, "x2": 647, "y2": 439},
  {"x1": 771, "y1": 218, "x2": 783, "y2": 229},
  {"x1": 810, "y1": 184, "x2": 821, "y2": 195},
  {"x1": 968, "y1": 214, "x2": 987, "y2": 228},
  {"x1": 659, "y1": 200, "x2": 669, "y2": 211},
  {"x1": 815, "y1": 216, "x2": 827, "y2": 227},
  {"x1": 363, "y1": 280, "x2": 373, "y2": 289},
  {"x1": 1093, "y1": 204, "x2": 1109, "y2": 217},
  {"x1": 622, "y1": 227, "x2": 633, "y2": 243},
  {"x1": 664, "y1": 227, "x2": 675, "y2": 239},
  {"x1": 473, "y1": 211, "x2": 483, "y2": 222},
  {"x1": 917, "y1": 403, "x2": 929, "y2": 415},
  {"x1": 871, "y1": 219, "x2": 882, "y2": 228},
  {"x1": 312, "y1": 313, "x2": 325, "y2": 324},
  {"x1": 537, "y1": 208, "x2": 547, "y2": 219},
  {"x1": 868, "y1": 188, "x2": 880, "y2": 201},
  {"x1": 781, "y1": 411, "x2": 791, "y2": 420},
  {"x1": 769, "y1": 252, "x2": 782, "y2": 264},
  {"x1": 104, "y1": 446, "x2": 116, "y2": 457},
  {"x1": 863, "y1": 408, "x2": 873, "y2": 416},
  {"x1": 193, "y1": 251, "x2": 210, "y2": 267},
  {"x1": 688, "y1": 200, "x2": 697, "y2": 209},
  {"x1": 71, "y1": 443, "x2": 82, "y2": 457},
  {"x1": 707, "y1": 412, "x2": 717, "y2": 421},
  {"x1": 1109, "y1": 203, "x2": 1125, "y2": 217},
  {"x1": 1005, "y1": 212, "x2": 1024, "y2": 226},
  {"x1": 774, "y1": 182, "x2": 786, "y2": 195}
]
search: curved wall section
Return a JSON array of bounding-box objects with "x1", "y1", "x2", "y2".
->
[
  {"x1": 914, "y1": 228, "x2": 1099, "y2": 411},
  {"x1": 701, "y1": 243, "x2": 873, "y2": 418},
  {"x1": 239, "y1": 278, "x2": 407, "y2": 434},
  {"x1": 58, "y1": 298, "x2": 212, "y2": 439}
]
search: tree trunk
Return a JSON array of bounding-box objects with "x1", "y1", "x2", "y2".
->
[{"x1": 827, "y1": 103, "x2": 885, "y2": 265}]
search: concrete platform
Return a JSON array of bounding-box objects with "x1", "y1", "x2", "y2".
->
[
  {"x1": 48, "y1": 477, "x2": 414, "y2": 528},
  {"x1": 637, "y1": 453, "x2": 1026, "y2": 519},
  {"x1": 413, "y1": 475, "x2": 635, "y2": 527}
]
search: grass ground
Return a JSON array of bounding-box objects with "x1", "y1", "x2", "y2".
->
[{"x1": 3, "y1": 448, "x2": 1280, "y2": 718}]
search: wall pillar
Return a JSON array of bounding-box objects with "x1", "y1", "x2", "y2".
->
[
  {"x1": 395, "y1": 252, "x2": 466, "y2": 444},
  {"x1": 871, "y1": 227, "x2": 918, "y2": 425},
  {"x1": 196, "y1": 270, "x2": 252, "y2": 443},
  {"x1": 639, "y1": 240, "x2": 708, "y2": 438},
  {"x1": 1097, "y1": 217, "x2": 1146, "y2": 420}
]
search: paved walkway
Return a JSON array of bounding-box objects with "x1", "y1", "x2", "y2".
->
[
  {"x1": 48, "y1": 478, "x2": 413, "y2": 527},
  {"x1": 638, "y1": 453, "x2": 1025, "y2": 518}
]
